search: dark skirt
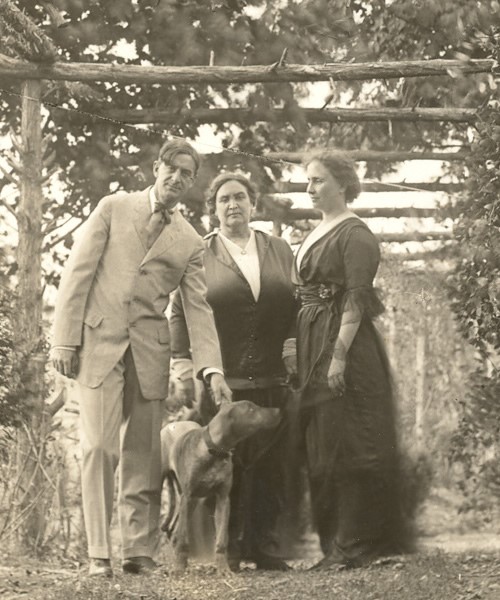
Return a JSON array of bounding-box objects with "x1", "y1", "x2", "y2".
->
[
  {"x1": 228, "y1": 386, "x2": 290, "y2": 561},
  {"x1": 297, "y1": 300, "x2": 412, "y2": 561}
]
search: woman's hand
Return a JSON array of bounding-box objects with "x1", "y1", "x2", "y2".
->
[
  {"x1": 283, "y1": 354, "x2": 298, "y2": 389},
  {"x1": 327, "y1": 356, "x2": 346, "y2": 396},
  {"x1": 283, "y1": 355, "x2": 298, "y2": 377}
]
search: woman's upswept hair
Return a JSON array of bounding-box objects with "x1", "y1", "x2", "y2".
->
[
  {"x1": 206, "y1": 171, "x2": 258, "y2": 214},
  {"x1": 305, "y1": 150, "x2": 361, "y2": 203}
]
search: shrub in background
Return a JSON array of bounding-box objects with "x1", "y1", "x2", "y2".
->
[
  {"x1": 0, "y1": 288, "x2": 27, "y2": 429},
  {"x1": 449, "y1": 370, "x2": 500, "y2": 524},
  {"x1": 447, "y1": 30, "x2": 500, "y2": 519}
]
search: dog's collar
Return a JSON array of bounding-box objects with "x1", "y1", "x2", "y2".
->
[{"x1": 203, "y1": 427, "x2": 232, "y2": 459}]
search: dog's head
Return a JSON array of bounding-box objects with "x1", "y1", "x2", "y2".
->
[{"x1": 219, "y1": 400, "x2": 282, "y2": 440}]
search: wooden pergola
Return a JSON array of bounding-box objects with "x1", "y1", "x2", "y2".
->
[
  {"x1": 1, "y1": 1, "x2": 494, "y2": 230},
  {"x1": 1, "y1": 0, "x2": 495, "y2": 548},
  {"x1": 2, "y1": 2, "x2": 492, "y2": 319},
  {"x1": 2, "y1": 3, "x2": 491, "y2": 370},
  {"x1": 1, "y1": 0, "x2": 491, "y2": 240}
]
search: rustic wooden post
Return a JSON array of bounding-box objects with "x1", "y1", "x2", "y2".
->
[
  {"x1": 272, "y1": 218, "x2": 283, "y2": 237},
  {"x1": 387, "y1": 306, "x2": 397, "y2": 366},
  {"x1": 414, "y1": 323, "x2": 427, "y2": 453},
  {"x1": 14, "y1": 78, "x2": 48, "y2": 551}
]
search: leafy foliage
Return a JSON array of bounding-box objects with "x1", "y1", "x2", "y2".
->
[
  {"x1": 2, "y1": 1, "x2": 498, "y2": 254},
  {"x1": 447, "y1": 102, "x2": 500, "y2": 354},
  {"x1": 449, "y1": 370, "x2": 500, "y2": 520},
  {"x1": 0, "y1": 287, "x2": 26, "y2": 428},
  {"x1": 303, "y1": 0, "x2": 500, "y2": 178},
  {"x1": 446, "y1": 29, "x2": 500, "y2": 518},
  {"x1": 0, "y1": 0, "x2": 496, "y2": 276},
  {"x1": 0, "y1": 0, "x2": 370, "y2": 277}
]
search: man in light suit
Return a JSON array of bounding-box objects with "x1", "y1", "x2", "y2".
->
[{"x1": 51, "y1": 139, "x2": 231, "y2": 577}]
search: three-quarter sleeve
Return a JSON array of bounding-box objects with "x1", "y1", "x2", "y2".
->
[{"x1": 341, "y1": 225, "x2": 385, "y2": 319}]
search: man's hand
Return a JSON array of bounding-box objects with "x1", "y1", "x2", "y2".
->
[
  {"x1": 209, "y1": 373, "x2": 232, "y2": 406},
  {"x1": 327, "y1": 356, "x2": 346, "y2": 397},
  {"x1": 173, "y1": 379, "x2": 195, "y2": 409},
  {"x1": 51, "y1": 347, "x2": 79, "y2": 379}
]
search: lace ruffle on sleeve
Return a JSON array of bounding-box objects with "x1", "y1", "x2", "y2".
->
[{"x1": 341, "y1": 286, "x2": 385, "y2": 320}]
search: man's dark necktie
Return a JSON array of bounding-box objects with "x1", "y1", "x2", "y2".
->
[{"x1": 146, "y1": 201, "x2": 171, "y2": 249}]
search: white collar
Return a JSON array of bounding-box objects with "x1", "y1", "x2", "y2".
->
[{"x1": 218, "y1": 229, "x2": 256, "y2": 256}]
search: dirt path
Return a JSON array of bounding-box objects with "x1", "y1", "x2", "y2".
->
[
  {"x1": 1, "y1": 537, "x2": 500, "y2": 600},
  {"x1": 421, "y1": 533, "x2": 500, "y2": 552}
]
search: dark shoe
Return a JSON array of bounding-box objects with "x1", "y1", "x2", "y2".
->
[
  {"x1": 88, "y1": 558, "x2": 113, "y2": 578},
  {"x1": 308, "y1": 545, "x2": 347, "y2": 571},
  {"x1": 254, "y1": 555, "x2": 291, "y2": 571},
  {"x1": 227, "y1": 557, "x2": 241, "y2": 573},
  {"x1": 309, "y1": 550, "x2": 374, "y2": 571},
  {"x1": 122, "y1": 556, "x2": 157, "y2": 575},
  {"x1": 308, "y1": 555, "x2": 343, "y2": 571}
]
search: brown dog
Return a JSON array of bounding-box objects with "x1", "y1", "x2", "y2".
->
[{"x1": 160, "y1": 400, "x2": 281, "y2": 572}]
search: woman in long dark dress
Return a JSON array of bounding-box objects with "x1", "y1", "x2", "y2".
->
[
  {"x1": 294, "y1": 151, "x2": 411, "y2": 569},
  {"x1": 170, "y1": 172, "x2": 297, "y2": 571}
]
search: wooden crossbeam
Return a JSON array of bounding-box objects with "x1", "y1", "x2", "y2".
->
[
  {"x1": 266, "y1": 150, "x2": 469, "y2": 163},
  {"x1": 274, "y1": 181, "x2": 462, "y2": 193},
  {"x1": 376, "y1": 231, "x2": 452, "y2": 242},
  {"x1": 101, "y1": 106, "x2": 477, "y2": 125},
  {"x1": 259, "y1": 206, "x2": 440, "y2": 220},
  {"x1": 384, "y1": 249, "x2": 454, "y2": 261},
  {"x1": 0, "y1": 54, "x2": 493, "y2": 84}
]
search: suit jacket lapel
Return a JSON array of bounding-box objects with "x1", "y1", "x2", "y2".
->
[
  {"x1": 133, "y1": 189, "x2": 151, "y2": 251},
  {"x1": 141, "y1": 208, "x2": 181, "y2": 264}
]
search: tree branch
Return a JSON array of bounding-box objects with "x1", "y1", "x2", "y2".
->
[
  {"x1": 0, "y1": 162, "x2": 19, "y2": 187},
  {"x1": 45, "y1": 219, "x2": 84, "y2": 248},
  {"x1": 0, "y1": 195, "x2": 17, "y2": 219}
]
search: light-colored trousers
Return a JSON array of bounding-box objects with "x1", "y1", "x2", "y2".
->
[{"x1": 77, "y1": 346, "x2": 163, "y2": 560}]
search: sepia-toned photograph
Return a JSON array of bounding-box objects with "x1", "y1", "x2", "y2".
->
[{"x1": 0, "y1": 1, "x2": 499, "y2": 598}]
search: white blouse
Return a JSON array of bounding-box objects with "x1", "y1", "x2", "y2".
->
[{"x1": 218, "y1": 230, "x2": 261, "y2": 302}]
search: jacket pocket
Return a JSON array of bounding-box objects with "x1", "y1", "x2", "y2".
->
[
  {"x1": 83, "y1": 313, "x2": 104, "y2": 329},
  {"x1": 158, "y1": 328, "x2": 170, "y2": 345}
]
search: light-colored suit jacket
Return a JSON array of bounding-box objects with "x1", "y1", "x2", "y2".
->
[{"x1": 52, "y1": 188, "x2": 223, "y2": 399}]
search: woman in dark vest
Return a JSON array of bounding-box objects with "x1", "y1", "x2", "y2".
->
[{"x1": 170, "y1": 171, "x2": 297, "y2": 571}]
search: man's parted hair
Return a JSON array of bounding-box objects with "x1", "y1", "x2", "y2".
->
[{"x1": 158, "y1": 138, "x2": 201, "y2": 174}]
